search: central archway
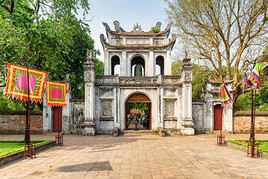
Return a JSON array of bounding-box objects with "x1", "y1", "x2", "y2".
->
[
  {"x1": 125, "y1": 93, "x2": 151, "y2": 130},
  {"x1": 131, "y1": 56, "x2": 145, "y2": 76}
]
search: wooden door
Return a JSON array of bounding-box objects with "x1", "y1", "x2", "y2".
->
[
  {"x1": 53, "y1": 107, "x2": 62, "y2": 132},
  {"x1": 214, "y1": 104, "x2": 222, "y2": 130}
]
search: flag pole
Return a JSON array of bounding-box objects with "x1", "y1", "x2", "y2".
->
[
  {"x1": 248, "y1": 89, "x2": 257, "y2": 157},
  {"x1": 24, "y1": 66, "x2": 34, "y2": 158}
]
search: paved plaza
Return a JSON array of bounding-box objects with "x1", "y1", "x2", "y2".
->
[{"x1": 1, "y1": 133, "x2": 268, "y2": 179}]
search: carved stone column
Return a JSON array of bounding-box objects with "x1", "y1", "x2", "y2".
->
[
  {"x1": 181, "y1": 58, "x2": 195, "y2": 135},
  {"x1": 83, "y1": 50, "x2": 96, "y2": 135}
]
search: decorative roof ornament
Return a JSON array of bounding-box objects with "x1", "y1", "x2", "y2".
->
[
  {"x1": 165, "y1": 23, "x2": 172, "y2": 31},
  {"x1": 113, "y1": 20, "x2": 125, "y2": 32},
  {"x1": 102, "y1": 22, "x2": 111, "y2": 31},
  {"x1": 85, "y1": 49, "x2": 94, "y2": 66},
  {"x1": 155, "y1": 22, "x2": 162, "y2": 30},
  {"x1": 132, "y1": 23, "x2": 143, "y2": 32},
  {"x1": 184, "y1": 49, "x2": 188, "y2": 59}
]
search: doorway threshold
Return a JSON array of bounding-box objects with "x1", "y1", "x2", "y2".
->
[{"x1": 123, "y1": 130, "x2": 154, "y2": 134}]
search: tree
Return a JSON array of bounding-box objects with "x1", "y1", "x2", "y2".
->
[
  {"x1": 172, "y1": 60, "x2": 212, "y2": 101},
  {"x1": 0, "y1": 0, "x2": 103, "y2": 100},
  {"x1": 167, "y1": 0, "x2": 268, "y2": 99}
]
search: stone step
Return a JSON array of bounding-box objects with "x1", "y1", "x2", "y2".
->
[{"x1": 123, "y1": 130, "x2": 155, "y2": 134}]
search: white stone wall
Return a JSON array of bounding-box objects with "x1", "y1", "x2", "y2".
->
[
  {"x1": 43, "y1": 94, "x2": 52, "y2": 132},
  {"x1": 192, "y1": 102, "x2": 206, "y2": 134},
  {"x1": 62, "y1": 86, "x2": 71, "y2": 133},
  {"x1": 93, "y1": 85, "x2": 184, "y2": 133}
]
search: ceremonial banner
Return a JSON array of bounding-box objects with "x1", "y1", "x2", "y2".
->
[
  {"x1": 220, "y1": 84, "x2": 234, "y2": 106},
  {"x1": 46, "y1": 81, "x2": 67, "y2": 106},
  {"x1": 4, "y1": 64, "x2": 48, "y2": 102},
  {"x1": 243, "y1": 62, "x2": 268, "y2": 90}
]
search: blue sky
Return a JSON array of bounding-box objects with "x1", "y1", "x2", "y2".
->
[{"x1": 86, "y1": 0, "x2": 169, "y2": 60}]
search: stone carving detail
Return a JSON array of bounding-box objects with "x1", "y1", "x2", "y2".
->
[
  {"x1": 70, "y1": 102, "x2": 85, "y2": 133},
  {"x1": 184, "y1": 72, "x2": 191, "y2": 81},
  {"x1": 95, "y1": 76, "x2": 182, "y2": 86},
  {"x1": 164, "y1": 100, "x2": 175, "y2": 116},
  {"x1": 163, "y1": 77, "x2": 180, "y2": 84},
  {"x1": 165, "y1": 23, "x2": 172, "y2": 31},
  {"x1": 100, "y1": 34, "x2": 108, "y2": 47},
  {"x1": 95, "y1": 76, "x2": 117, "y2": 84},
  {"x1": 155, "y1": 22, "x2": 161, "y2": 30},
  {"x1": 102, "y1": 22, "x2": 111, "y2": 31},
  {"x1": 121, "y1": 77, "x2": 157, "y2": 85},
  {"x1": 85, "y1": 71, "x2": 91, "y2": 82},
  {"x1": 113, "y1": 20, "x2": 125, "y2": 32},
  {"x1": 99, "y1": 88, "x2": 113, "y2": 97},
  {"x1": 132, "y1": 23, "x2": 143, "y2": 32},
  {"x1": 101, "y1": 99, "x2": 113, "y2": 117}
]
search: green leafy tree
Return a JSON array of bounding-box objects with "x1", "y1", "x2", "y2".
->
[
  {"x1": 166, "y1": 0, "x2": 268, "y2": 100},
  {"x1": 172, "y1": 60, "x2": 212, "y2": 101},
  {"x1": 0, "y1": 0, "x2": 104, "y2": 112},
  {"x1": 0, "y1": 0, "x2": 104, "y2": 97}
]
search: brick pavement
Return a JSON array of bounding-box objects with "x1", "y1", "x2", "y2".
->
[{"x1": 1, "y1": 133, "x2": 268, "y2": 179}]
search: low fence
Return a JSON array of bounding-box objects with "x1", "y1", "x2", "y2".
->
[{"x1": 234, "y1": 111, "x2": 268, "y2": 133}]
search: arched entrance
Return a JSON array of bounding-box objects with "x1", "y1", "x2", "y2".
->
[
  {"x1": 125, "y1": 93, "x2": 151, "y2": 130},
  {"x1": 131, "y1": 56, "x2": 145, "y2": 76}
]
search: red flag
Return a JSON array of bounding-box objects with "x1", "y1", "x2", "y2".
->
[
  {"x1": 4, "y1": 64, "x2": 48, "y2": 103},
  {"x1": 46, "y1": 81, "x2": 67, "y2": 106}
]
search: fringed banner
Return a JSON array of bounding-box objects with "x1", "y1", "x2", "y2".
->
[
  {"x1": 4, "y1": 64, "x2": 48, "y2": 103},
  {"x1": 220, "y1": 84, "x2": 234, "y2": 106},
  {"x1": 243, "y1": 62, "x2": 268, "y2": 90},
  {"x1": 46, "y1": 81, "x2": 67, "y2": 106}
]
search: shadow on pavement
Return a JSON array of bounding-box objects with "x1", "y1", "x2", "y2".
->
[{"x1": 58, "y1": 161, "x2": 113, "y2": 172}]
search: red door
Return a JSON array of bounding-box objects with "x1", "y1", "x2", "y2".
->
[
  {"x1": 214, "y1": 104, "x2": 222, "y2": 130},
  {"x1": 53, "y1": 107, "x2": 62, "y2": 132}
]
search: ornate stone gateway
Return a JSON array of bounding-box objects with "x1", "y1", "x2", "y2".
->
[
  {"x1": 81, "y1": 21, "x2": 195, "y2": 135},
  {"x1": 125, "y1": 93, "x2": 151, "y2": 130}
]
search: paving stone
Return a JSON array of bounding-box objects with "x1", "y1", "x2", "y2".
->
[{"x1": 1, "y1": 133, "x2": 268, "y2": 178}]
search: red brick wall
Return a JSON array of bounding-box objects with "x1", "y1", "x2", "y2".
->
[
  {"x1": 234, "y1": 115, "x2": 268, "y2": 133},
  {"x1": 0, "y1": 114, "x2": 43, "y2": 134}
]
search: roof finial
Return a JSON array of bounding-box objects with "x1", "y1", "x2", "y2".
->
[
  {"x1": 184, "y1": 49, "x2": 188, "y2": 59},
  {"x1": 87, "y1": 49, "x2": 93, "y2": 60},
  {"x1": 132, "y1": 23, "x2": 143, "y2": 32}
]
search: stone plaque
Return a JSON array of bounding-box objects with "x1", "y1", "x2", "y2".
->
[
  {"x1": 164, "y1": 100, "x2": 175, "y2": 116},
  {"x1": 101, "y1": 99, "x2": 113, "y2": 117}
]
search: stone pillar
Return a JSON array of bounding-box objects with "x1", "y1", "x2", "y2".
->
[
  {"x1": 159, "y1": 87, "x2": 164, "y2": 128},
  {"x1": 104, "y1": 51, "x2": 109, "y2": 75},
  {"x1": 148, "y1": 51, "x2": 154, "y2": 76},
  {"x1": 83, "y1": 50, "x2": 96, "y2": 135},
  {"x1": 181, "y1": 58, "x2": 195, "y2": 135},
  {"x1": 165, "y1": 51, "x2": 172, "y2": 75},
  {"x1": 121, "y1": 51, "x2": 127, "y2": 76}
]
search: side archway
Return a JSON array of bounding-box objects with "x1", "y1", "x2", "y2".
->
[
  {"x1": 111, "y1": 55, "x2": 120, "y2": 75},
  {"x1": 156, "y1": 56, "x2": 164, "y2": 75}
]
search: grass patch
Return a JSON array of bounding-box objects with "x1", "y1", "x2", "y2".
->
[
  {"x1": 229, "y1": 140, "x2": 268, "y2": 152},
  {"x1": 0, "y1": 140, "x2": 52, "y2": 157}
]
